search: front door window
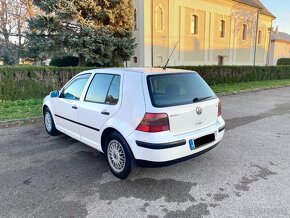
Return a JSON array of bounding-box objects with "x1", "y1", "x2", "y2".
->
[{"x1": 60, "y1": 74, "x2": 91, "y2": 100}]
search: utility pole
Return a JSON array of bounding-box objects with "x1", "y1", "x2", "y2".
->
[
  {"x1": 266, "y1": 25, "x2": 273, "y2": 66},
  {"x1": 253, "y1": 8, "x2": 262, "y2": 66},
  {"x1": 151, "y1": 0, "x2": 154, "y2": 67}
]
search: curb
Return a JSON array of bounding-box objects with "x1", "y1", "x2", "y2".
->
[{"x1": 0, "y1": 116, "x2": 42, "y2": 129}]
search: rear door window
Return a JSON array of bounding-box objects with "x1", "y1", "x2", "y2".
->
[
  {"x1": 85, "y1": 74, "x2": 121, "y2": 105},
  {"x1": 106, "y1": 76, "x2": 121, "y2": 105},
  {"x1": 147, "y1": 73, "x2": 216, "y2": 107}
]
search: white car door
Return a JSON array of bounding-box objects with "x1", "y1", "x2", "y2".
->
[
  {"x1": 54, "y1": 73, "x2": 91, "y2": 139},
  {"x1": 77, "y1": 73, "x2": 122, "y2": 150}
]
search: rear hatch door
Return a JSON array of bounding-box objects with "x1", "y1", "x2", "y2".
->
[
  {"x1": 166, "y1": 99, "x2": 219, "y2": 135},
  {"x1": 146, "y1": 72, "x2": 219, "y2": 135}
]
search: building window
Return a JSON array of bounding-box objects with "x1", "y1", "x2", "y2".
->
[
  {"x1": 155, "y1": 6, "x2": 164, "y2": 31},
  {"x1": 133, "y1": 56, "x2": 138, "y2": 63},
  {"x1": 219, "y1": 20, "x2": 225, "y2": 38},
  {"x1": 242, "y1": 24, "x2": 247, "y2": 40},
  {"x1": 258, "y1": 30, "x2": 262, "y2": 44},
  {"x1": 218, "y1": 56, "x2": 224, "y2": 65},
  {"x1": 134, "y1": 9, "x2": 137, "y2": 30},
  {"x1": 190, "y1": 14, "x2": 198, "y2": 34}
]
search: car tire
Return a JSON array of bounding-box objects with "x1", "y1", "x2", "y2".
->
[
  {"x1": 105, "y1": 132, "x2": 135, "y2": 179},
  {"x1": 43, "y1": 107, "x2": 60, "y2": 136}
]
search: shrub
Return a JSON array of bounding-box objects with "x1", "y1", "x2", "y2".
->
[
  {"x1": 277, "y1": 58, "x2": 290, "y2": 66},
  {"x1": 1, "y1": 65, "x2": 290, "y2": 101},
  {"x1": 50, "y1": 56, "x2": 79, "y2": 67},
  {"x1": 0, "y1": 66, "x2": 90, "y2": 100},
  {"x1": 173, "y1": 65, "x2": 290, "y2": 85}
]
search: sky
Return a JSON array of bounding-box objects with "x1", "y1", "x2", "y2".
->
[{"x1": 260, "y1": 0, "x2": 290, "y2": 34}]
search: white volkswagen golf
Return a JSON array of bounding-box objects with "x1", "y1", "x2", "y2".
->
[{"x1": 43, "y1": 68, "x2": 225, "y2": 179}]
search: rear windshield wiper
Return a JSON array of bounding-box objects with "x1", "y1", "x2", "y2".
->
[{"x1": 192, "y1": 96, "x2": 212, "y2": 103}]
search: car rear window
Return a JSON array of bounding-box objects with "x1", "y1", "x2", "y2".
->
[{"x1": 147, "y1": 73, "x2": 216, "y2": 107}]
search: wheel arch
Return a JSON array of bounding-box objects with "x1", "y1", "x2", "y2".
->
[
  {"x1": 42, "y1": 97, "x2": 54, "y2": 116},
  {"x1": 101, "y1": 127, "x2": 134, "y2": 159},
  {"x1": 42, "y1": 105, "x2": 49, "y2": 115},
  {"x1": 101, "y1": 127, "x2": 120, "y2": 153}
]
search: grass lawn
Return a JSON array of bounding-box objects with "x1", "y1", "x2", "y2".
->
[
  {"x1": 0, "y1": 99, "x2": 43, "y2": 121},
  {"x1": 1, "y1": 79, "x2": 290, "y2": 121},
  {"x1": 211, "y1": 79, "x2": 290, "y2": 94}
]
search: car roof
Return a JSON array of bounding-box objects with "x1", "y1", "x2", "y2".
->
[
  {"x1": 125, "y1": 67, "x2": 194, "y2": 74},
  {"x1": 79, "y1": 67, "x2": 195, "y2": 76}
]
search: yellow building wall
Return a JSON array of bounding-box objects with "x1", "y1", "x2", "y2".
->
[
  {"x1": 212, "y1": 13, "x2": 231, "y2": 63},
  {"x1": 152, "y1": 0, "x2": 169, "y2": 66},
  {"x1": 184, "y1": 8, "x2": 206, "y2": 62},
  {"x1": 270, "y1": 41, "x2": 290, "y2": 65},
  {"x1": 256, "y1": 15, "x2": 273, "y2": 64},
  {"x1": 129, "y1": 0, "x2": 274, "y2": 67},
  {"x1": 235, "y1": 16, "x2": 253, "y2": 63}
]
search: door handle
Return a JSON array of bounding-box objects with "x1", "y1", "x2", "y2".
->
[
  {"x1": 72, "y1": 105, "x2": 78, "y2": 109},
  {"x1": 101, "y1": 111, "x2": 110, "y2": 115}
]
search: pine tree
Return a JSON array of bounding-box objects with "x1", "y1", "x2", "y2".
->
[{"x1": 26, "y1": 0, "x2": 136, "y2": 66}]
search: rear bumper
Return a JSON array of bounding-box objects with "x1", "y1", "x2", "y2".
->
[
  {"x1": 126, "y1": 117, "x2": 225, "y2": 162},
  {"x1": 136, "y1": 139, "x2": 186, "y2": 150},
  {"x1": 135, "y1": 123, "x2": 225, "y2": 150},
  {"x1": 135, "y1": 142, "x2": 219, "y2": 167}
]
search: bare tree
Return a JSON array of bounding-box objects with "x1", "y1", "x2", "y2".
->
[
  {"x1": 20, "y1": 0, "x2": 34, "y2": 17},
  {"x1": 0, "y1": 0, "x2": 15, "y2": 44},
  {"x1": 0, "y1": 0, "x2": 34, "y2": 64}
]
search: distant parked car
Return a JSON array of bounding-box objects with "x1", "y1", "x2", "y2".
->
[{"x1": 43, "y1": 68, "x2": 225, "y2": 179}]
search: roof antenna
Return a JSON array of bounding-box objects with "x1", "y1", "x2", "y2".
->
[{"x1": 163, "y1": 41, "x2": 179, "y2": 70}]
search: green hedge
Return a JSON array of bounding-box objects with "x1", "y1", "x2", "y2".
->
[
  {"x1": 174, "y1": 65, "x2": 290, "y2": 85},
  {"x1": 0, "y1": 66, "x2": 90, "y2": 101},
  {"x1": 277, "y1": 58, "x2": 290, "y2": 66},
  {"x1": 50, "y1": 56, "x2": 79, "y2": 67},
  {"x1": 1, "y1": 65, "x2": 290, "y2": 101}
]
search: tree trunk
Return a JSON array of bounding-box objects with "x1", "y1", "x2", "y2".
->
[
  {"x1": 3, "y1": 32, "x2": 9, "y2": 46},
  {"x1": 17, "y1": 21, "x2": 22, "y2": 64},
  {"x1": 78, "y1": 53, "x2": 86, "y2": 66}
]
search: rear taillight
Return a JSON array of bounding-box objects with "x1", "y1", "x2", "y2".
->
[
  {"x1": 136, "y1": 113, "x2": 170, "y2": 132},
  {"x1": 218, "y1": 100, "x2": 222, "y2": 117}
]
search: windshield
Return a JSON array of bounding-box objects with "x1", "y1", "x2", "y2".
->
[{"x1": 147, "y1": 73, "x2": 216, "y2": 108}]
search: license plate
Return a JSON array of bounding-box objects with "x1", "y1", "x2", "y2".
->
[{"x1": 189, "y1": 139, "x2": 195, "y2": 150}]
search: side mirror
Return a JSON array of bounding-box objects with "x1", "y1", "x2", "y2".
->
[{"x1": 50, "y1": 90, "x2": 59, "y2": 98}]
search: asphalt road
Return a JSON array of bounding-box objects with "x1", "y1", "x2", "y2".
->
[{"x1": 1, "y1": 87, "x2": 290, "y2": 218}]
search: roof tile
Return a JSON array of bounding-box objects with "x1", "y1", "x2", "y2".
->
[
  {"x1": 272, "y1": 31, "x2": 290, "y2": 42},
  {"x1": 233, "y1": 0, "x2": 275, "y2": 18}
]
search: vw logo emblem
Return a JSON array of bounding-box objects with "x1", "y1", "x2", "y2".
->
[{"x1": 196, "y1": 106, "x2": 202, "y2": 115}]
